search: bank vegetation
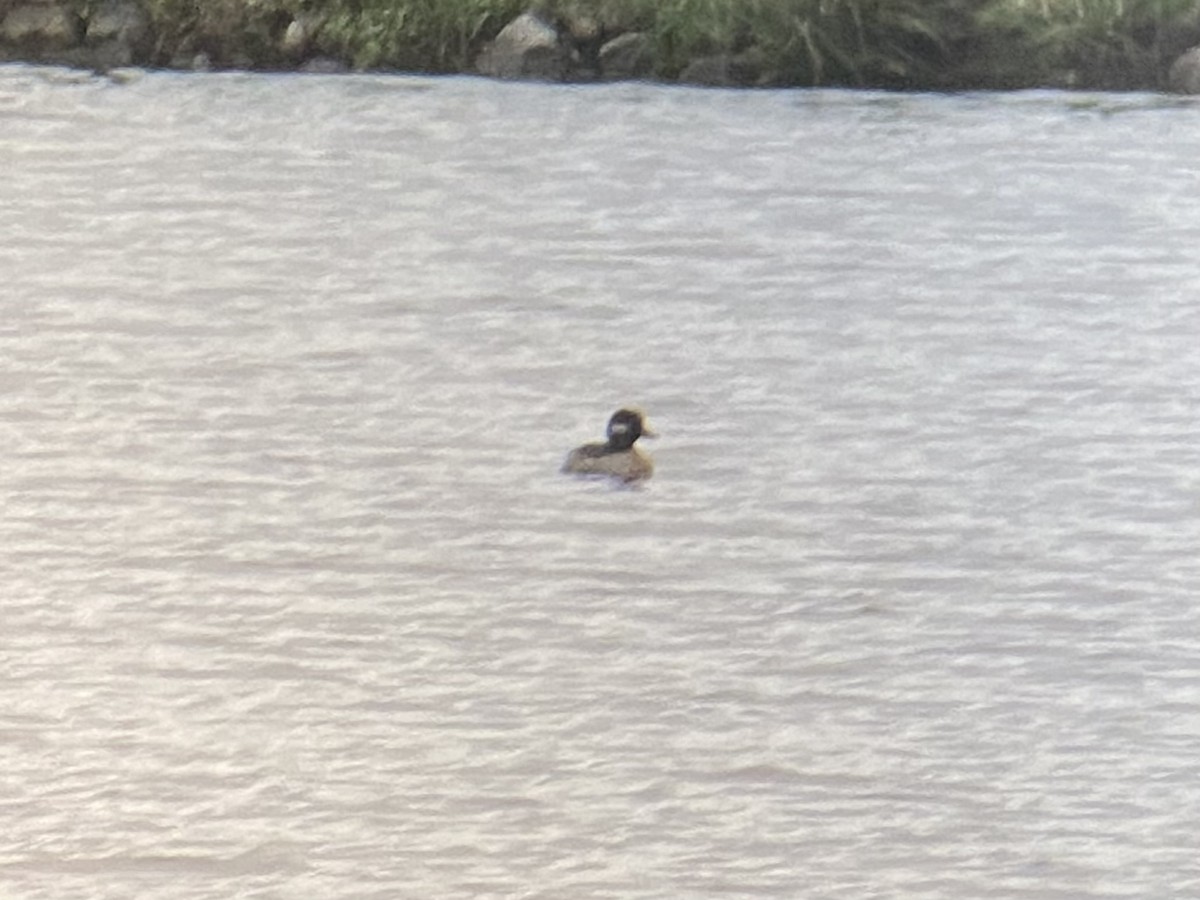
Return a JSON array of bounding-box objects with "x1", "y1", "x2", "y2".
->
[{"x1": 50, "y1": 0, "x2": 1200, "y2": 89}]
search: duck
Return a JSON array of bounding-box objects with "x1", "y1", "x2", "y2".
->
[{"x1": 562, "y1": 408, "x2": 657, "y2": 483}]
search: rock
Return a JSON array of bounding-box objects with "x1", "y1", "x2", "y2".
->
[
  {"x1": 167, "y1": 47, "x2": 215, "y2": 71},
  {"x1": 86, "y1": 40, "x2": 131, "y2": 69},
  {"x1": 106, "y1": 66, "x2": 143, "y2": 85},
  {"x1": 86, "y1": 0, "x2": 149, "y2": 46},
  {"x1": 678, "y1": 50, "x2": 766, "y2": 88},
  {"x1": 678, "y1": 54, "x2": 732, "y2": 87},
  {"x1": 82, "y1": 0, "x2": 150, "y2": 68},
  {"x1": 1, "y1": 4, "x2": 81, "y2": 49},
  {"x1": 300, "y1": 56, "x2": 347, "y2": 74},
  {"x1": 599, "y1": 32, "x2": 653, "y2": 81},
  {"x1": 560, "y1": 10, "x2": 601, "y2": 44},
  {"x1": 476, "y1": 12, "x2": 568, "y2": 81},
  {"x1": 282, "y1": 14, "x2": 323, "y2": 60},
  {"x1": 1168, "y1": 46, "x2": 1200, "y2": 93}
]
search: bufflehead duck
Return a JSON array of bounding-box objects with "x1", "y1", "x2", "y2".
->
[{"x1": 562, "y1": 408, "x2": 657, "y2": 482}]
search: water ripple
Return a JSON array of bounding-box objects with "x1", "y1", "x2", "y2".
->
[{"x1": 2, "y1": 66, "x2": 1198, "y2": 898}]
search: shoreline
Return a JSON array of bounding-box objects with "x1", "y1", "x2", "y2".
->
[{"x1": 3, "y1": 1, "x2": 1200, "y2": 93}]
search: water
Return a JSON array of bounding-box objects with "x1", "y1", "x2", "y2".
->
[{"x1": 2, "y1": 65, "x2": 1199, "y2": 898}]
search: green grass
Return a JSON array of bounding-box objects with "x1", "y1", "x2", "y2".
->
[
  {"x1": 317, "y1": 0, "x2": 528, "y2": 70},
  {"x1": 977, "y1": 0, "x2": 1200, "y2": 87}
]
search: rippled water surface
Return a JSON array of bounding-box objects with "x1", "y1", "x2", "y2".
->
[{"x1": 3, "y1": 65, "x2": 1199, "y2": 898}]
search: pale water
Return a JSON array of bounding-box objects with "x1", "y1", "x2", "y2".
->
[{"x1": 2, "y1": 65, "x2": 1199, "y2": 898}]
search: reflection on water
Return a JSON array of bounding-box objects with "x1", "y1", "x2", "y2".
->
[{"x1": 2, "y1": 66, "x2": 1199, "y2": 898}]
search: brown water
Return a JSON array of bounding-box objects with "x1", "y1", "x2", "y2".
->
[{"x1": 2, "y1": 66, "x2": 1199, "y2": 898}]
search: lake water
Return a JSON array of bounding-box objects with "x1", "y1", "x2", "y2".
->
[{"x1": 2, "y1": 64, "x2": 1199, "y2": 899}]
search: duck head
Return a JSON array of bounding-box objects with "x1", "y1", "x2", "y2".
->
[{"x1": 606, "y1": 408, "x2": 656, "y2": 451}]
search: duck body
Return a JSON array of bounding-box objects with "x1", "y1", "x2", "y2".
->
[
  {"x1": 562, "y1": 442, "x2": 654, "y2": 482},
  {"x1": 562, "y1": 408, "x2": 656, "y2": 483}
]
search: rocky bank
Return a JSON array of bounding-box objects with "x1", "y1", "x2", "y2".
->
[
  {"x1": 2, "y1": 0, "x2": 1200, "y2": 92},
  {"x1": 0, "y1": 0, "x2": 151, "y2": 70},
  {"x1": 0, "y1": 0, "x2": 770, "y2": 84}
]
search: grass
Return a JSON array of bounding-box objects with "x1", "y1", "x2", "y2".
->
[
  {"x1": 318, "y1": 0, "x2": 528, "y2": 70},
  {"x1": 978, "y1": 0, "x2": 1200, "y2": 88}
]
